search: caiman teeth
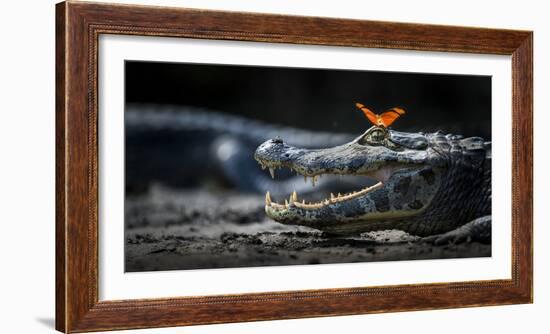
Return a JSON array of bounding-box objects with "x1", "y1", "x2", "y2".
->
[
  {"x1": 311, "y1": 175, "x2": 318, "y2": 187},
  {"x1": 269, "y1": 168, "x2": 275, "y2": 179},
  {"x1": 265, "y1": 182, "x2": 384, "y2": 210}
]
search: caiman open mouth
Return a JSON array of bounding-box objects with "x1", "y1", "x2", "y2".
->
[
  {"x1": 253, "y1": 135, "x2": 438, "y2": 230},
  {"x1": 256, "y1": 159, "x2": 396, "y2": 211}
]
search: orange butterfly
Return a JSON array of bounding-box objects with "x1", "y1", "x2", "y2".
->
[{"x1": 355, "y1": 103, "x2": 406, "y2": 128}]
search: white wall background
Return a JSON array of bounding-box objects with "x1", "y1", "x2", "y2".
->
[{"x1": 0, "y1": 0, "x2": 546, "y2": 333}]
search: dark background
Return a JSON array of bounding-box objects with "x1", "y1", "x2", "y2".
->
[{"x1": 126, "y1": 61, "x2": 491, "y2": 138}]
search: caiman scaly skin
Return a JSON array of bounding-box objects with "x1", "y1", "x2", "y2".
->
[{"x1": 255, "y1": 125, "x2": 491, "y2": 241}]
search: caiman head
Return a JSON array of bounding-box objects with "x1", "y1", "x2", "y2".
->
[{"x1": 254, "y1": 124, "x2": 489, "y2": 236}]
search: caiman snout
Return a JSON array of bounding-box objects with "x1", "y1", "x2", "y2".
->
[
  {"x1": 254, "y1": 138, "x2": 303, "y2": 167},
  {"x1": 254, "y1": 138, "x2": 285, "y2": 157}
]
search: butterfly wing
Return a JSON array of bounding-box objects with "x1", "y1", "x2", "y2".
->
[
  {"x1": 379, "y1": 107, "x2": 406, "y2": 127},
  {"x1": 355, "y1": 103, "x2": 379, "y2": 126}
]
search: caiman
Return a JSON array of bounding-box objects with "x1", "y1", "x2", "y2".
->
[{"x1": 254, "y1": 113, "x2": 492, "y2": 245}]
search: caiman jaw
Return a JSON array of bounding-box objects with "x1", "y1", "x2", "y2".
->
[
  {"x1": 256, "y1": 154, "x2": 404, "y2": 213},
  {"x1": 264, "y1": 181, "x2": 384, "y2": 210},
  {"x1": 254, "y1": 134, "x2": 439, "y2": 232},
  {"x1": 254, "y1": 137, "x2": 404, "y2": 212}
]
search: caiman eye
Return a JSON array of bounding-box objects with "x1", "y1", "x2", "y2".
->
[
  {"x1": 359, "y1": 128, "x2": 387, "y2": 145},
  {"x1": 370, "y1": 129, "x2": 385, "y2": 142}
]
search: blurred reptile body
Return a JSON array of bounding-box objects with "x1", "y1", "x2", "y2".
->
[
  {"x1": 126, "y1": 104, "x2": 358, "y2": 196},
  {"x1": 255, "y1": 125, "x2": 492, "y2": 244}
]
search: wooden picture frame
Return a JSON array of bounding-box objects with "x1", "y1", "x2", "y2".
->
[{"x1": 56, "y1": 1, "x2": 533, "y2": 332}]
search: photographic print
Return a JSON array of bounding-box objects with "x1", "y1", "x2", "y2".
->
[{"x1": 124, "y1": 61, "x2": 491, "y2": 272}]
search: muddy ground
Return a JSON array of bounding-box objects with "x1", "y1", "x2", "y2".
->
[{"x1": 125, "y1": 186, "x2": 491, "y2": 272}]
